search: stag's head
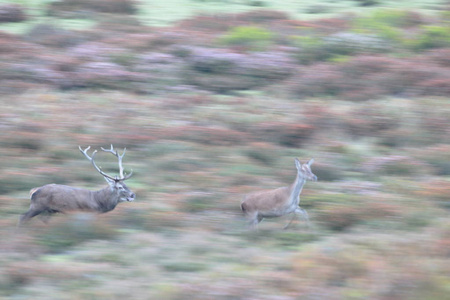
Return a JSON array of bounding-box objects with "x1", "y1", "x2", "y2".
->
[
  {"x1": 107, "y1": 179, "x2": 135, "y2": 202},
  {"x1": 79, "y1": 145, "x2": 135, "y2": 202},
  {"x1": 295, "y1": 158, "x2": 317, "y2": 182}
]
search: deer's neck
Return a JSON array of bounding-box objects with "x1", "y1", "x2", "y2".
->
[
  {"x1": 93, "y1": 187, "x2": 119, "y2": 213},
  {"x1": 288, "y1": 173, "x2": 305, "y2": 207}
]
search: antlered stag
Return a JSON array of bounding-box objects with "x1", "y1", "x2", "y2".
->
[
  {"x1": 19, "y1": 145, "x2": 135, "y2": 225},
  {"x1": 241, "y1": 158, "x2": 317, "y2": 230}
]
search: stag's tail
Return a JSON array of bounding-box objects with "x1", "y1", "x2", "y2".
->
[{"x1": 29, "y1": 187, "x2": 40, "y2": 200}]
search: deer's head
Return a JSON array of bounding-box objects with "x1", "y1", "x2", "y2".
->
[
  {"x1": 80, "y1": 145, "x2": 135, "y2": 202},
  {"x1": 295, "y1": 158, "x2": 317, "y2": 182}
]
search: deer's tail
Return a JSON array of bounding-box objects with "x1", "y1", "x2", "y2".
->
[{"x1": 29, "y1": 187, "x2": 40, "y2": 200}]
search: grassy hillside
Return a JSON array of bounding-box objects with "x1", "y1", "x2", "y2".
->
[{"x1": 0, "y1": 0, "x2": 449, "y2": 299}]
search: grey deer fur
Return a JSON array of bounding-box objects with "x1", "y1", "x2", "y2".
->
[
  {"x1": 241, "y1": 158, "x2": 317, "y2": 229},
  {"x1": 19, "y1": 145, "x2": 135, "y2": 225}
]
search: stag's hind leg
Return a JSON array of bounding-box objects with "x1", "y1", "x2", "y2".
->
[{"x1": 18, "y1": 208, "x2": 44, "y2": 226}]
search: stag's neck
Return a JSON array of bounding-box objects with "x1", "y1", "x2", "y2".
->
[
  {"x1": 93, "y1": 187, "x2": 119, "y2": 213},
  {"x1": 288, "y1": 173, "x2": 305, "y2": 207}
]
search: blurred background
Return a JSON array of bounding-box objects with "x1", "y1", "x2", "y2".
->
[{"x1": 1, "y1": 0, "x2": 449, "y2": 299}]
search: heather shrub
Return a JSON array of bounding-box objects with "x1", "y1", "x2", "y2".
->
[
  {"x1": 352, "y1": 10, "x2": 424, "y2": 47},
  {"x1": 75, "y1": 62, "x2": 147, "y2": 91},
  {"x1": 290, "y1": 64, "x2": 344, "y2": 98},
  {"x1": 305, "y1": 4, "x2": 333, "y2": 14},
  {"x1": 407, "y1": 25, "x2": 450, "y2": 51},
  {"x1": 363, "y1": 155, "x2": 432, "y2": 177},
  {"x1": 412, "y1": 145, "x2": 450, "y2": 176},
  {"x1": 0, "y1": 4, "x2": 26, "y2": 22},
  {"x1": 416, "y1": 180, "x2": 450, "y2": 208},
  {"x1": 25, "y1": 24, "x2": 85, "y2": 48},
  {"x1": 183, "y1": 48, "x2": 294, "y2": 92},
  {"x1": 243, "y1": 143, "x2": 278, "y2": 165},
  {"x1": 310, "y1": 162, "x2": 346, "y2": 182},
  {"x1": 36, "y1": 216, "x2": 118, "y2": 253},
  {"x1": 165, "y1": 125, "x2": 247, "y2": 146},
  {"x1": 342, "y1": 103, "x2": 399, "y2": 137},
  {"x1": 425, "y1": 48, "x2": 450, "y2": 67},
  {"x1": 292, "y1": 36, "x2": 331, "y2": 65},
  {"x1": 417, "y1": 78, "x2": 450, "y2": 97},
  {"x1": 251, "y1": 122, "x2": 315, "y2": 147},
  {"x1": 219, "y1": 26, "x2": 273, "y2": 50},
  {"x1": 47, "y1": 0, "x2": 138, "y2": 17},
  {"x1": 313, "y1": 194, "x2": 400, "y2": 231},
  {"x1": 182, "y1": 194, "x2": 214, "y2": 212},
  {"x1": 95, "y1": 15, "x2": 144, "y2": 33},
  {"x1": 323, "y1": 32, "x2": 391, "y2": 56},
  {"x1": 354, "y1": 0, "x2": 380, "y2": 6},
  {"x1": 293, "y1": 32, "x2": 391, "y2": 66},
  {"x1": 3, "y1": 123, "x2": 46, "y2": 151},
  {"x1": 0, "y1": 171, "x2": 47, "y2": 195},
  {"x1": 355, "y1": 9, "x2": 424, "y2": 28},
  {"x1": 235, "y1": 9, "x2": 289, "y2": 23},
  {"x1": 313, "y1": 194, "x2": 364, "y2": 231}
]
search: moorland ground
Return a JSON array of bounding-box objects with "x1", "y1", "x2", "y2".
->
[{"x1": 1, "y1": 0, "x2": 449, "y2": 299}]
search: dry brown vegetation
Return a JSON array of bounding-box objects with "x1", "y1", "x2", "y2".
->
[{"x1": 0, "y1": 2, "x2": 450, "y2": 299}]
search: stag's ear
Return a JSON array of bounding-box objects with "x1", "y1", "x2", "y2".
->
[
  {"x1": 306, "y1": 158, "x2": 314, "y2": 166},
  {"x1": 104, "y1": 176, "x2": 115, "y2": 187}
]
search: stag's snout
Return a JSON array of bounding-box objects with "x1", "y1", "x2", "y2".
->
[{"x1": 127, "y1": 193, "x2": 136, "y2": 201}]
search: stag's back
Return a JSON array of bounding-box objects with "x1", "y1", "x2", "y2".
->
[{"x1": 30, "y1": 184, "x2": 98, "y2": 212}]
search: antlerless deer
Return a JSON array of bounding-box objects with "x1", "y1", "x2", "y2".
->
[
  {"x1": 19, "y1": 145, "x2": 135, "y2": 225},
  {"x1": 241, "y1": 158, "x2": 317, "y2": 230}
]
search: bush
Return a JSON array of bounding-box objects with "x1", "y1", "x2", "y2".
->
[
  {"x1": 183, "y1": 48, "x2": 294, "y2": 92},
  {"x1": 292, "y1": 36, "x2": 331, "y2": 65},
  {"x1": 323, "y1": 32, "x2": 391, "y2": 56},
  {"x1": 313, "y1": 193, "x2": 400, "y2": 231},
  {"x1": 363, "y1": 155, "x2": 432, "y2": 177},
  {"x1": 47, "y1": 0, "x2": 138, "y2": 17},
  {"x1": 407, "y1": 25, "x2": 450, "y2": 51},
  {"x1": 251, "y1": 122, "x2": 315, "y2": 147},
  {"x1": 416, "y1": 180, "x2": 450, "y2": 208},
  {"x1": 25, "y1": 24, "x2": 85, "y2": 48},
  {"x1": 219, "y1": 26, "x2": 273, "y2": 50},
  {"x1": 412, "y1": 144, "x2": 450, "y2": 176},
  {"x1": 36, "y1": 215, "x2": 118, "y2": 253},
  {"x1": 354, "y1": 0, "x2": 380, "y2": 6},
  {"x1": 236, "y1": 10, "x2": 289, "y2": 23},
  {"x1": 355, "y1": 9, "x2": 424, "y2": 28},
  {"x1": 289, "y1": 64, "x2": 344, "y2": 98},
  {"x1": 0, "y1": 4, "x2": 26, "y2": 23},
  {"x1": 75, "y1": 62, "x2": 147, "y2": 91}
]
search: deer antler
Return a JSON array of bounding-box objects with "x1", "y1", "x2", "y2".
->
[
  {"x1": 100, "y1": 144, "x2": 133, "y2": 180},
  {"x1": 79, "y1": 146, "x2": 117, "y2": 181}
]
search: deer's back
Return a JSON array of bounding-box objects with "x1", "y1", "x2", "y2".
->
[
  {"x1": 31, "y1": 184, "x2": 96, "y2": 211},
  {"x1": 243, "y1": 186, "x2": 291, "y2": 215}
]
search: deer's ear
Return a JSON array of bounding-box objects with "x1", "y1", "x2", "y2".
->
[
  {"x1": 307, "y1": 158, "x2": 314, "y2": 166},
  {"x1": 295, "y1": 158, "x2": 302, "y2": 169},
  {"x1": 104, "y1": 177, "x2": 115, "y2": 186}
]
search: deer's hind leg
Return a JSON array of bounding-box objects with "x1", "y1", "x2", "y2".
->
[
  {"x1": 18, "y1": 208, "x2": 44, "y2": 226},
  {"x1": 245, "y1": 211, "x2": 263, "y2": 230}
]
